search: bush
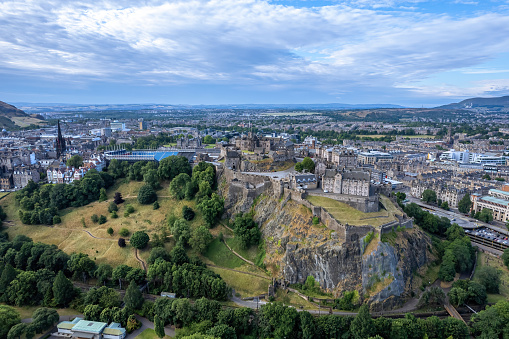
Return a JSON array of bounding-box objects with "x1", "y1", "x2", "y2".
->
[
  {"x1": 91, "y1": 214, "x2": 99, "y2": 223},
  {"x1": 153, "y1": 201, "x2": 160, "y2": 210},
  {"x1": 114, "y1": 192, "x2": 124, "y2": 204},
  {"x1": 108, "y1": 202, "x2": 118, "y2": 213},
  {"x1": 182, "y1": 206, "x2": 195, "y2": 221},
  {"x1": 107, "y1": 227, "x2": 114, "y2": 236},
  {"x1": 118, "y1": 238, "x2": 126, "y2": 248},
  {"x1": 312, "y1": 216, "x2": 319, "y2": 225},
  {"x1": 119, "y1": 228, "x2": 130, "y2": 237},
  {"x1": 53, "y1": 215, "x2": 61, "y2": 224},
  {"x1": 137, "y1": 185, "x2": 157, "y2": 205},
  {"x1": 98, "y1": 215, "x2": 107, "y2": 224},
  {"x1": 124, "y1": 211, "x2": 130, "y2": 218},
  {"x1": 111, "y1": 211, "x2": 118, "y2": 219},
  {"x1": 126, "y1": 205, "x2": 135, "y2": 214}
]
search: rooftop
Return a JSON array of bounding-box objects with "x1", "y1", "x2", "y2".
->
[
  {"x1": 72, "y1": 320, "x2": 108, "y2": 334},
  {"x1": 480, "y1": 196, "x2": 509, "y2": 207}
]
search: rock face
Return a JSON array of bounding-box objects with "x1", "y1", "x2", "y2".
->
[{"x1": 219, "y1": 169, "x2": 433, "y2": 309}]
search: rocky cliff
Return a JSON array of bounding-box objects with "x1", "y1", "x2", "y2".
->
[{"x1": 219, "y1": 169, "x2": 434, "y2": 310}]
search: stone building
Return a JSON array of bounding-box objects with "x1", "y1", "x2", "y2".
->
[
  {"x1": 177, "y1": 136, "x2": 202, "y2": 149},
  {"x1": 322, "y1": 168, "x2": 373, "y2": 197},
  {"x1": 472, "y1": 189, "x2": 509, "y2": 222},
  {"x1": 13, "y1": 167, "x2": 40, "y2": 189},
  {"x1": 410, "y1": 181, "x2": 468, "y2": 208}
]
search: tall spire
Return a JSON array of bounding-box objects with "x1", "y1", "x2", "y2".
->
[{"x1": 56, "y1": 120, "x2": 66, "y2": 158}]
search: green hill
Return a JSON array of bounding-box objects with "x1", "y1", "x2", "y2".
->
[
  {"x1": 438, "y1": 95, "x2": 509, "y2": 110},
  {"x1": 0, "y1": 101, "x2": 44, "y2": 128}
]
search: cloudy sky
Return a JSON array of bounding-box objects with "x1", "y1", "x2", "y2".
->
[{"x1": 1, "y1": 0, "x2": 509, "y2": 106}]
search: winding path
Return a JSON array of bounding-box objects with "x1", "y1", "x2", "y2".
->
[
  {"x1": 206, "y1": 264, "x2": 271, "y2": 280},
  {"x1": 134, "y1": 248, "x2": 148, "y2": 272}
]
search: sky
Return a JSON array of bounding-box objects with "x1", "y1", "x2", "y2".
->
[{"x1": 2, "y1": 0, "x2": 509, "y2": 107}]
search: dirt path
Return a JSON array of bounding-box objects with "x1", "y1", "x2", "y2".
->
[
  {"x1": 135, "y1": 248, "x2": 148, "y2": 272},
  {"x1": 206, "y1": 264, "x2": 271, "y2": 280},
  {"x1": 222, "y1": 240, "x2": 255, "y2": 266}
]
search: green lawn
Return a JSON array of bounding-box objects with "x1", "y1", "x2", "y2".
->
[
  {"x1": 135, "y1": 328, "x2": 171, "y2": 339},
  {"x1": 209, "y1": 266, "x2": 270, "y2": 297},
  {"x1": 225, "y1": 237, "x2": 260, "y2": 262},
  {"x1": 203, "y1": 238, "x2": 245, "y2": 268},
  {"x1": 306, "y1": 195, "x2": 397, "y2": 227}
]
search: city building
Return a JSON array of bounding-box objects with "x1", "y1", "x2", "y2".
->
[{"x1": 55, "y1": 318, "x2": 126, "y2": 339}]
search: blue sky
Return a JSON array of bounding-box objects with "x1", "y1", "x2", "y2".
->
[{"x1": 1, "y1": 0, "x2": 509, "y2": 107}]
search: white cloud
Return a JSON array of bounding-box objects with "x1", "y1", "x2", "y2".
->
[{"x1": 0, "y1": 0, "x2": 508, "y2": 102}]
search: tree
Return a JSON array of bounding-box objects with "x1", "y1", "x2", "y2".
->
[
  {"x1": 144, "y1": 169, "x2": 160, "y2": 189},
  {"x1": 67, "y1": 253, "x2": 96, "y2": 282},
  {"x1": 169, "y1": 173, "x2": 191, "y2": 200},
  {"x1": 114, "y1": 192, "x2": 124, "y2": 204},
  {"x1": 0, "y1": 264, "x2": 18, "y2": 294},
  {"x1": 198, "y1": 193, "x2": 224, "y2": 228},
  {"x1": 124, "y1": 281, "x2": 144, "y2": 310},
  {"x1": 119, "y1": 228, "x2": 130, "y2": 237},
  {"x1": 206, "y1": 325, "x2": 236, "y2": 339},
  {"x1": 422, "y1": 189, "x2": 437, "y2": 203},
  {"x1": 458, "y1": 194, "x2": 472, "y2": 214},
  {"x1": 91, "y1": 214, "x2": 99, "y2": 223},
  {"x1": 478, "y1": 208, "x2": 493, "y2": 223},
  {"x1": 295, "y1": 162, "x2": 303, "y2": 172},
  {"x1": 99, "y1": 188, "x2": 108, "y2": 202},
  {"x1": 301, "y1": 157, "x2": 315, "y2": 173},
  {"x1": 108, "y1": 202, "x2": 118, "y2": 213},
  {"x1": 83, "y1": 304, "x2": 102, "y2": 321},
  {"x1": 482, "y1": 174, "x2": 491, "y2": 180},
  {"x1": 441, "y1": 201, "x2": 449, "y2": 210},
  {"x1": 130, "y1": 231, "x2": 150, "y2": 249},
  {"x1": 182, "y1": 206, "x2": 195, "y2": 221},
  {"x1": 154, "y1": 315, "x2": 165, "y2": 338},
  {"x1": 99, "y1": 215, "x2": 107, "y2": 224},
  {"x1": 351, "y1": 305, "x2": 375, "y2": 339},
  {"x1": 233, "y1": 213, "x2": 261, "y2": 249},
  {"x1": 448, "y1": 287, "x2": 468, "y2": 307},
  {"x1": 171, "y1": 219, "x2": 191, "y2": 246},
  {"x1": 171, "y1": 245, "x2": 189, "y2": 266},
  {"x1": 95, "y1": 264, "x2": 113, "y2": 285},
  {"x1": 7, "y1": 323, "x2": 26, "y2": 339},
  {"x1": 53, "y1": 215, "x2": 61, "y2": 224},
  {"x1": 477, "y1": 266, "x2": 501, "y2": 293},
  {"x1": 203, "y1": 135, "x2": 215, "y2": 144},
  {"x1": 138, "y1": 184, "x2": 157, "y2": 205},
  {"x1": 66, "y1": 155, "x2": 83, "y2": 168},
  {"x1": 300, "y1": 311, "x2": 317, "y2": 339},
  {"x1": 153, "y1": 201, "x2": 160, "y2": 210},
  {"x1": 30, "y1": 308, "x2": 59, "y2": 333},
  {"x1": 189, "y1": 226, "x2": 213, "y2": 254},
  {"x1": 0, "y1": 305, "x2": 21, "y2": 339},
  {"x1": 107, "y1": 227, "x2": 114, "y2": 236},
  {"x1": 158, "y1": 156, "x2": 192, "y2": 181},
  {"x1": 118, "y1": 238, "x2": 126, "y2": 248},
  {"x1": 53, "y1": 271, "x2": 75, "y2": 307}
]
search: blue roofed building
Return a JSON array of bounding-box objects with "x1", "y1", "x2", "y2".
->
[{"x1": 53, "y1": 318, "x2": 126, "y2": 339}]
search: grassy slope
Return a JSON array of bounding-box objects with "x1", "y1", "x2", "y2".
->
[
  {"x1": 2, "y1": 180, "x2": 202, "y2": 268},
  {"x1": 473, "y1": 252, "x2": 509, "y2": 303},
  {"x1": 2, "y1": 179, "x2": 272, "y2": 298},
  {"x1": 306, "y1": 195, "x2": 398, "y2": 227}
]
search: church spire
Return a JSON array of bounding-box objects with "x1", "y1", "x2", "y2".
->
[{"x1": 56, "y1": 120, "x2": 66, "y2": 158}]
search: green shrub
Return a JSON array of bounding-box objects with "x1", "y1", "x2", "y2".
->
[{"x1": 119, "y1": 228, "x2": 130, "y2": 237}]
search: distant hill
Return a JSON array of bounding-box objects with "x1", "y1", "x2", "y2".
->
[
  {"x1": 0, "y1": 101, "x2": 44, "y2": 129},
  {"x1": 437, "y1": 95, "x2": 509, "y2": 110}
]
